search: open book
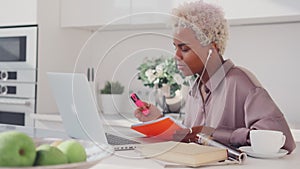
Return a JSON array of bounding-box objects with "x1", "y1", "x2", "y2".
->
[
  {"x1": 136, "y1": 141, "x2": 228, "y2": 167},
  {"x1": 131, "y1": 116, "x2": 185, "y2": 140}
]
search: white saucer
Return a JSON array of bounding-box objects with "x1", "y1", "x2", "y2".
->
[{"x1": 239, "y1": 146, "x2": 288, "y2": 159}]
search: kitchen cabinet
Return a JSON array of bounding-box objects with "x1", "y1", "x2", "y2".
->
[
  {"x1": 61, "y1": 0, "x2": 131, "y2": 29},
  {"x1": 60, "y1": 0, "x2": 182, "y2": 30},
  {"x1": 61, "y1": 0, "x2": 300, "y2": 30},
  {"x1": 0, "y1": 0, "x2": 37, "y2": 26},
  {"x1": 130, "y1": 0, "x2": 173, "y2": 25}
]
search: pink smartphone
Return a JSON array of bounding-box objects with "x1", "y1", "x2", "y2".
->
[{"x1": 130, "y1": 92, "x2": 149, "y2": 116}]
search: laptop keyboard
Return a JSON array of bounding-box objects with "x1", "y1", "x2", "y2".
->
[{"x1": 105, "y1": 133, "x2": 140, "y2": 145}]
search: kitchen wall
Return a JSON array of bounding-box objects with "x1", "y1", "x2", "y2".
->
[
  {"x1": 35, "y1": 0, "x2": 300, "y2": 129},
  {"x1": 226, "y1": 22, "x2": 300, "y2": 129},
  {"x1": 82, "y1": 22, "x2": 300, "y2": 130},
  {"x1": 36, "y1": 0, "x2": 91, "y2": 114}
]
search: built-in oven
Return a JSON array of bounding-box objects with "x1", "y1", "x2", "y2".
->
[
  {"x1": 0, "y1": 97, "x2": 35, "y2": 126},
  {"x1": 0, "y1": 25, "x2": 37, "y2": 127}
]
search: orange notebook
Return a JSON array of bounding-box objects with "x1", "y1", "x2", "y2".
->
[{"x1": 131, "y1": 116, "x2": 185, "y2": 140}]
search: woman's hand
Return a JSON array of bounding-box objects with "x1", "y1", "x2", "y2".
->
[
  {"x1": 134, "y1": 102, "x2": 163, "y2": 122},
  {"x1": 173, "y1": 126, "x2": 203, "y2": 143}
]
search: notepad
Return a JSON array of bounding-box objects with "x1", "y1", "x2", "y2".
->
[{"x1": 131, "y1": 116, "x2": 185, "y2": 140}]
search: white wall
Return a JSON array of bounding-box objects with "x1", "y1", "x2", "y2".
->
[
  {"x1": 36, "y1": 0, "x2": 91, "y2": 114},
  {"x1": 85, "y1": 21, "x2": 300, "y2": 129},
  {"x1": 68, "y1": 28, "x2": 175, "y2": 116},
  {"x1": 225, "y1": 22, "x2": 300, "y2": 129}
]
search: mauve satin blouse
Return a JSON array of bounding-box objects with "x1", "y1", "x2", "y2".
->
[{"x1": 183, "y1": 59, "x2": 296, "y2": 153}]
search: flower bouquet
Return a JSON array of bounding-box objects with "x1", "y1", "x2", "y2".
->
[
  {"x1": 137, "y1": 56, "x2": 188, "y2": 113},
  {"x1": 137, "y1": 56, "x2": 185, "y2": 97}
]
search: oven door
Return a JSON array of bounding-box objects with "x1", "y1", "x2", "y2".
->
[
  {"x1": 0, "y1": 98, "x2": 34, "y2": 126},
  {"x1": 0, "y1": 82, "x2": 35, "y2": 98},
  {"x1": 0, "y1": 26, "x2": 37, "y2": 69}
]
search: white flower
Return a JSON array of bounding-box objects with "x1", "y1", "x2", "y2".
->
[
  {"x1": 148, "y1": 74, "x2": 156, "y2": 83},
  {"x1": 145, "y1": 69, "x2": 154, "y2": 77},
  {"x1": 153, "y1": 78, "x2": 159, "y2": 85},
  {"x1": 145, "y1": 69, "x2": 156, "y2": 83},
  {"x1": 156, "y1": 64, "x2": 164, "y2": 77}
]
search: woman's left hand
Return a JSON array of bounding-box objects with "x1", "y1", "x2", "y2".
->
[{"x1": 173, "y1": 126, "x2": 203, "y2": 143}]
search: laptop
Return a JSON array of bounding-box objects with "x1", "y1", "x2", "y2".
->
[{"x1": 47, "y1": 72, "x2": 140, "y2": 151}]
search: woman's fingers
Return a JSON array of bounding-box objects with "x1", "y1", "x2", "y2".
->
[
  {"x1": 173, "y1": 128, "x2": 189, "y2": 142},
  {"x1": 133, "y1": 102, "x2": 163, "y2": 122},
  {"x1": 173, "y1": 126, "x2": 203, "y2": 143},
  {"x1": 134, "y1": 110, "x2": 141, "y2": 119},
  {"x1": 191, "y1": 126, "x2": 203, "y2": 134},
  {"x1": 143, "y1": 102, "x2": 151, "y2": 109}
]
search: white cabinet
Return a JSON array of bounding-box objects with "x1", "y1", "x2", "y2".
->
[
  {"x1": 61, "y1": 0, "x2": 300, "y2": 30},
  {"x1": 61, "y1": 0, "x2": 131, "y2": 29},
  {"x1": 61, "y1": 0, "x2": 180, "y2": 30},
  {"x1": 0, "y1": 0, "x2": 37, "y2": 26},
  {"x1": 205, "y1": 0, "x2": 300, "y2": 25},
  {"x1": 130, "y1": 0, "x2": 173, "y2": 25}
]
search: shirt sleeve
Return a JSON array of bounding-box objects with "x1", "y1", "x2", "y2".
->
[{"x1": 213, "y1": 87, "x2": 296, "y2": 153}]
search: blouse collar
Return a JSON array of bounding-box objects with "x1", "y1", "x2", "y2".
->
[
  {"x1": 189, "y1": 59, "x2": 234, "y2": 96},
  {"x1": 205, "y1": 59, "x2": 234, "y2": 93}
]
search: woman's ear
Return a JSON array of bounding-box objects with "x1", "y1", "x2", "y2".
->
[{"x1": 211, "y1": 42, "x2": 219, "y2": 53}]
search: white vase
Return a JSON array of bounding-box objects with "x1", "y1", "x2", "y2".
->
[
  {"x1": 161, "y1": 84, "x2": 171, "y2": 98},
  {"x1": 155, "y1": 84, "x2": 190, "y2": 113},
  {"x1": 98, "y1": 94, "x2": 131, "y2": 114},
  {"x1": 165, "y1": 96, "x2": 182, "y2": 113}
]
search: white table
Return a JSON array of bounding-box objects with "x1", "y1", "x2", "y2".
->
[
  {"x1": 1, "y1": 116, "x2": 299, "y2": 169},
  {"x1": 91, "y1": 142, "x2": 300, "y2": 169},
  {"x1": 93, "y1": 115, "x2": 300, "y2": 169}
]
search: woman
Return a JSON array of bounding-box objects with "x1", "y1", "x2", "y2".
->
[{"x1": 134, "y1": 1, "x2": 296, "y2": 153}]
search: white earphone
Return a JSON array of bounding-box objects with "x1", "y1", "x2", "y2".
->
[
  {"x1": 197, "y1": 48, "x2": 213, "y2": 82},
  {"x1": 207, "y1": 49, "x2": 213, "y2": 60}
]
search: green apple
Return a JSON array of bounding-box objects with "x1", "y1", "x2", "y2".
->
[
  {"x1": 57, "y1": 140, "x2": 87, "y2": 163},
  {"x1": 34, "y1": 144, "x2": 68, "y2": 166},
  {"x1": 50, "y1": 140, "x2": 63, "y2": 147},
  {"x1": 0, "y1": 131, "x2": 36, "y2": 167}
]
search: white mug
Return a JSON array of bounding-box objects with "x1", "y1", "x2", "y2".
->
[{"x1": 250, "y1": 130, "x2": 286, "y2": 154}]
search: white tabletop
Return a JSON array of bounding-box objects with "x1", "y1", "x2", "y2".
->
[
  {"x1": 90, "y1": 141, "x2": 300, "y2": 169},
  {"x1": 1, "y1": 115, "x2": 299, "y2": 169},
  {"x1": 91, "y1": 114, "x2": 300, "y2": 169}
]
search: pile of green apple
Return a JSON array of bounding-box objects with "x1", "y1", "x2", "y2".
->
[{"x1": 0, "y1": 131, "x2": 87, "y2": 167}]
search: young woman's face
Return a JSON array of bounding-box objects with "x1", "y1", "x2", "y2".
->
[{"x1": 173, "y1": 28, "x2": 208, "y2": 76}]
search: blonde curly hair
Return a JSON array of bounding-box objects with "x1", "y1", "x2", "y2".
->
[{"x1": 171, "y1": 1, "x2": 229, "y2": 55}]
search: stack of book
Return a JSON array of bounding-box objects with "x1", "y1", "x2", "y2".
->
[{"x1": 136, "y1": 141, "x2": 228, "y2": 167}]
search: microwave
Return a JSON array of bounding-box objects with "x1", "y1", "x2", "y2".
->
[
  {"x1": 0, "y1": 26, "x2": 38, "y2": 127},
  {"x1": 0, "y1": 26, "x2": 37, "y2": 70}
]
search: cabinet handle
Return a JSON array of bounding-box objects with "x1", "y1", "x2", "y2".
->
[
  {"x1": 87, "y1": 68, "x2": 90, "y2": 81},
  {"x1": 91, "y1": 68, "x2": 94, "y2": 82}
]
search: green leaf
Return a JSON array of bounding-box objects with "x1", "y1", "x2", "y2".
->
[{"x1": 100, "y1": 81, "x2": 124, "y2": 94}]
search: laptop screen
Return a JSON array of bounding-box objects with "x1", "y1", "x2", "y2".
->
[{"x1": 47, "y1": 72, "x2": 108, "y2": 144}]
